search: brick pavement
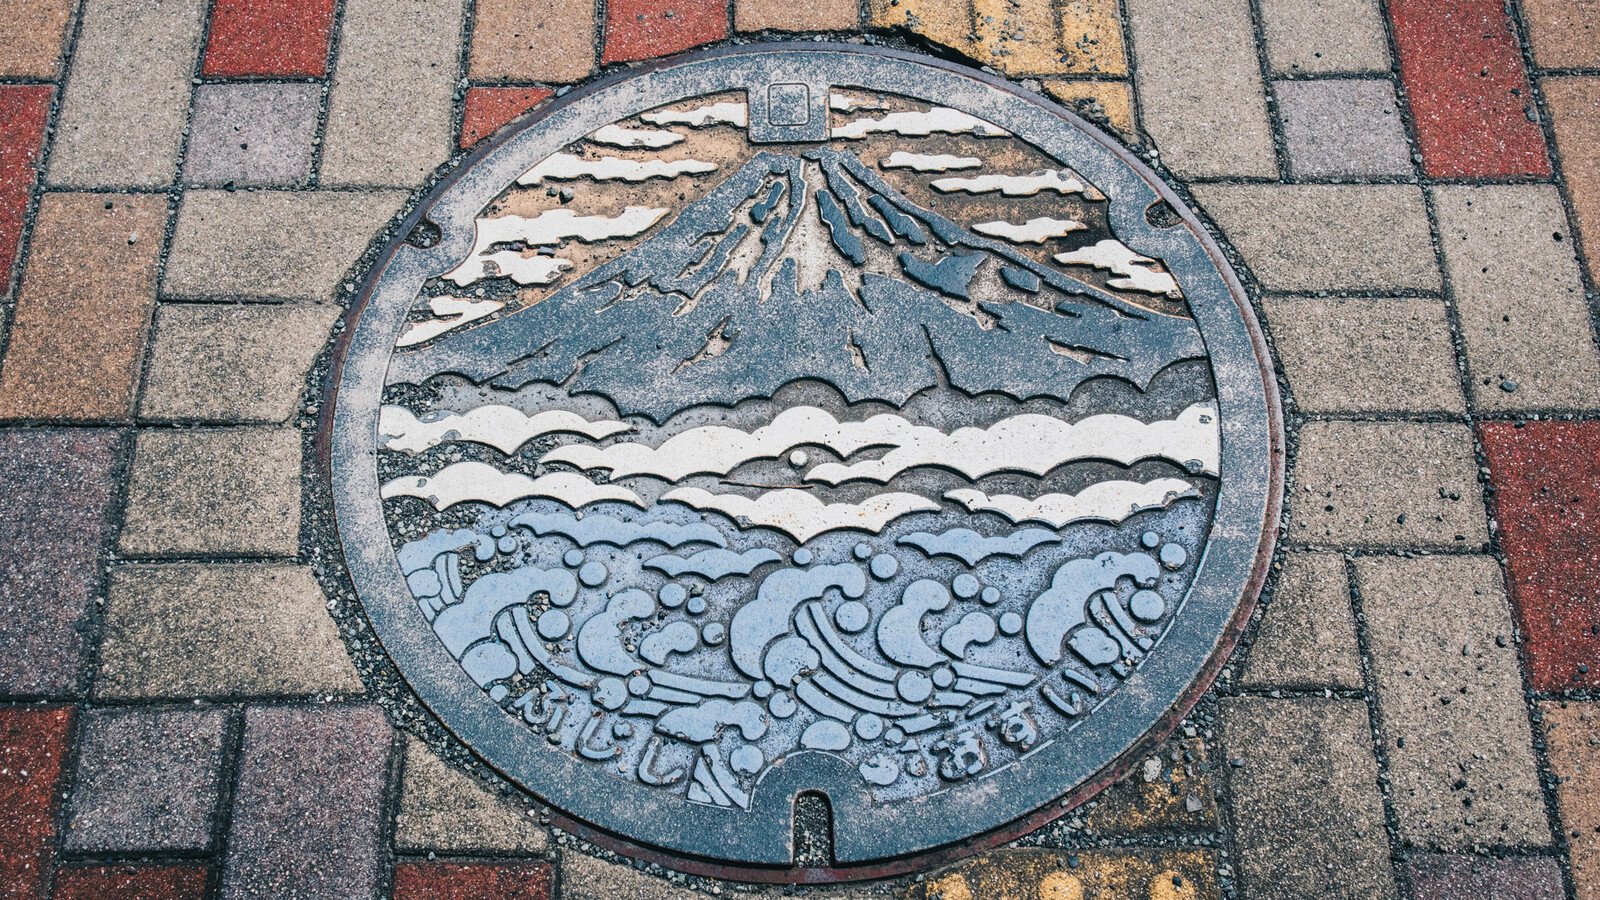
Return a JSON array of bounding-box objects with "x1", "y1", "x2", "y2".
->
[{"x1": 0, "y1": 1, "x2": 1597, "y2": 897}]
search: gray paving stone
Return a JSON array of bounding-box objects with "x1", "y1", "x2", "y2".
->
[
  {"x1": 223, "y1": 704, "x2": 391, "y2": 899},
  {"x1": 64, "y1": 707, "x2": 227, "y2": 852},
  {"x1": 1275, "y1": 79, "x2": 1412, "y2": 178},
  {"x1": 1238, "y1": 551, "x2": 1365, "y2": 691},
  {"x1": 47, "y1": 0, "x2": 207, "y2": 187},
  {"x1": 96, "y1": 564, "x2": 360, "y2": 699},
  {"x1": 1196, "y1": 185, "x2": 1439, "y2": 292},
  {"x1": 1432, "y1": 185, "x2": 1600, "y2": 412},
  {"x1": 140, "y1": 303, "x2": 340, "y2": 423},
  {"x1": 1289, "y1": 422, "x2": 1488, "y2": 549},
  {"x1": 560, "y1": 853, "x2": 698, "y2": 900},
  {"x1": 163, "y1": 190, "x2": 405, "y2": 301},
  {"x1": 119, "y1": 428, "x2": 300, "y2": 557},
  {"x1": 1123, "y1": 0, "x2": 1276, "y2": 178},
  {"x1": 1221, "y1": 697, "x2": 1396, "y2": 900},
  {"x1": 1406, "y1": 853, "x2": 1565, "y2": 900},
  {"x1": 1264, "y1": 296, "x2": 1465, "y2": 414},
  {"x1": 1258, "y1": 0, "x2": 1391, "y2": 74},
  {"x1": 320, "y1": 0, "x2": 466, "y2": 186},
  {"x1": 0, "y1": 429, "x2": 121, "y2": 697},
  {"x1": 1356, "y1": 555, "x2": 1551, "y2": 850},
  {"x1": 394, "y1": 736, "x2": 548, "y2": 854},
  {"x1": 182, "y1": 83, "x2": 320, "y2": 188}
]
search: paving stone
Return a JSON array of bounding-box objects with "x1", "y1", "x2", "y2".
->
[
  {"x1": 1356, "y1": 555, "x2": 1550, "y2": 850},
  {"x1": 904, "y1": 848, "x2": 1221, "y2": 900},
  {"x1": 319, "y1": 0, "x2": 466, "y2": 187},
  {"x1": 395, "y1": 736, "x2": 548, "y2": 853},
  {"x1": 1542, "y1": 77, "x2": 1600, "y2": 286},
  {"x1": 223, "y1": 704, "x2": 391, "y2": 900},
  {"x1": 1405, "y1": 854, "x2": 1565, "y2": 900},
  {"x1": 392, "y1": 862, "x2": 553, "y2": 900},
  {"x1": 1264, "y1": 297, "x2": 1464, "y2": 415},
  {"x1": 1238, "y1": 551, "x2": 1364, "y2": 691},
  {"x1": 1274, "y1": 79, "x2": 1412, "y2": 178},
  {"x1": 1080, "y1": 735, "x2": 1218, "y2": 834},
  {"x1": 1432, "y1": 185, "x2": 1600, "y2": 411},
  {"x1": 1124, "y1": 0, "x2": 1275, "y2": 178},
  {"x1": 469, "y1": 0, "x2": 595, "y2": 82},
  {"x1": 140, "y1": 303, "x2": 340, "y2": 423},
  {"x1": 0, "y1": 85, "x2": 52, "y2": 292},
  {"x1": 970, "y1": 0, "x2": 1127, "y2": 77},
  {"x1": 0, "y1": 0, "x2": 75, "y2": 78},
  {"x1": 47, "y1": 0, "x2": 207, "y2": 188},
  {"x1": 0, "y1": 706, "x2": 72, "y2": 898},
  {"x1": 164, "y1": 190, "x2": 405, "y2": 301},
  {"x1": 602, "y1": 0, "x2": 729, "y2": 65},
  {"x1": 182, "y1": 83, "x2": 320, "y2": 188},
  {"x1": 1288, "y1": 422, "x2": 1487, "y2": 548},
  {"x1": 1480, "y1": 422, "x2": 1600, "y2": 692},
  {"x1": 866, "y1": 0, "x2": 976, "y2": 54},
  {"x1": 560, "y1": 854, "x2": 700, "y2": 900},
  {"x1": 119, "y1": 428, "x2": 301, "y2": 557},
  {"x1": 97, "y1": 563, "x2": 360, "y2": 698},
  {"x1": 1221, "y1": 698, "x2": 1396, "y2": 900},
  {"x1": 1542, "y1": 702, "x2": 1600, "y2": 900},
  {"x1": 53, "y1": 865, "x2": 210, "y2": 900},
  {"x1": 736, "y1": 0, "x2": 857, "y2": 31},
  {"x1": 1520, "y1": 0, "x2": 1600, "y2": 70},
  {"x1": 1041, "y1": 80, "x2": 1137, "y2": 142},
  {"x1": 1257, "y1": 0, "x2": 1390, "y2": 74},
  {"x1": 460, "y1": 87, "x2": 555, "y2": 149},
  {"x1": 0, "y1": 193, "x2": 165, "y2": 420},
  {"x1": 1193, "y1": 185, "x2": 1439, "y2": 292},
  {"x1": 0, "y1": 428, "x2": 119, "y2": 697},
  {"x1": 1388, "y1": 0, "x2": 1550, "y2": 178},
  {"x1": 64, "y1": 707, "x2": 226, "y2": 852},
  {"x1": 202, "y1": 0, "x2": 336, "y2": 77}
]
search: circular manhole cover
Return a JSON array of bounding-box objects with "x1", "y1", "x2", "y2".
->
[{"x1": 325, "y1": 44, "x2": 1281, "y2": 881}]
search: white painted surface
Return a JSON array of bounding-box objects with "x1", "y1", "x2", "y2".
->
[
  {"x1": 878, "y1": 151, "x2": 983, "y2": 172},
  {"x1": 379, "y1": 405, "x2": 632, "y2": 454},
  {"x1": 661, "y1": 487, "x2": 939, "y2": 543},
  {"x1": 395, "y1": 295, "x2": 504, "y2": 347},
  {"x1": 945, "y1": 478, "x2": 1200, "y2": 527},
  {"x1": 517, "y1": 153, "x2": 717, "y2": 185},
  {"x1": 930, "y1": 169, "x2": 1101, "y2": 198},
  {"x1": 832, "y1": 107, "x2": 1008, "y2": 140},
  {"x1": 380, "y1": 464, "x2": 645, "y2": 510},
  {"x1": 972, "y1": 217, "x2": 1087, "y2": 243},
  {"x1": 1053, "y1": 239, "x2": 1181, "y2": 296},
  {"x1": 588, "y1": 123, "x2": 685, "y2": 148},
  {"x1": 640, "y1": 102, "x2": 749, "y2": 128}
]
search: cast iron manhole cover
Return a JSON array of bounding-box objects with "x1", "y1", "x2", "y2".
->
[{"x1": 325, "y1": 44, "x2": 1281, "y2": 880}]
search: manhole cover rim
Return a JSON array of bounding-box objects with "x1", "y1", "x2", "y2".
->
[{"x1": 323, "y1": 42, "x2": 1283, "y2": 880}]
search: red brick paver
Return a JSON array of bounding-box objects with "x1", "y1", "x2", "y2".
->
[
  {"x1": 202, "y1": 0, "x2": 338, "y2": 77},
  {"x1": 1480, "y1": 421, "x2": 1600, "y2": 692},
  {"x1": 602, "y1": 0, "x2": 729, "y2": 64},
  {"x1": 0, "y1": 86, "x2": 52, "y2": 296},
  {"x1": 1388, "y1": 0, "x2": 1550, "y2": 178},
  {"x1": 52, "y1": 865, "x2": 209, "y2": 900},
  {"x1": 392, "y1": 861, "x2": 554, "y2": 900},
  {"x1": 460, "y1": 87, "x2": 555, "y2": 149},
  {"x1": 0, "y1": 706, "x2": 72, "y2": 900}
]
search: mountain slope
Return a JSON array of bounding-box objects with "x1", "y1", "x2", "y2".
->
[{"x1": 392, "y1": 148, "x2": 1205, "y2": 422}]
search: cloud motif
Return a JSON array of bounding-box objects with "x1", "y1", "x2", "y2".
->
[
  {"x1": 380, "y1": 464, "x2": 644, "y2": 510},
  {"x1": 897, "y1": 527, "x2": 1063, "y2": 565},
  {"x1": 443, "y1": 206, "x2": 669, "y2": 287},
  {"x1": 517, "y1": 153, "x2": 717, "y2": 185},
  {"x1": 508, "y1": 511, "x2": 726, "y2": 549},
  {"x1": 396, "y1": 295, "x2": 503, "y2": 347},
  {"x1": 661, "y1": 488, "x2": 939, "y2": 544},
  {"x1": 945, "y1": 478, "x2": 1199, "y2": 528},
  {"x1": 832, "y1": 107, "x2": 1007, "y2": 140},
  {"x1": 930, "y1": 169, "x2": 1101, "y2": 199},
  {"x1": 379, "y1": 405, "x2": 631, "y2": 454},
  {"x1": 640, "y1": 102, "x2": 748, "y2": 128},
  {"x1": 643, "y1": 548, "x2": 784, "y2": 580}
]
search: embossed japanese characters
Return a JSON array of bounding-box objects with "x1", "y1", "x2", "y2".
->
[{"x1": 326, "y1": 47, "x2": 1279, "y2": 878}]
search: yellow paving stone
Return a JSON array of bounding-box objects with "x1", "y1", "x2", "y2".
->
[
  {"x1": 868, "y1": 0, "x2": 976, "y2": 55},
  {"x1": 1042, "y1": 79, "x2": 1137, "y2": 140},
  {"x1": 971, "y1": 0, "x2": 1127, "y2": 75},
  {"x1": 908, "y1": 848, "x2": 1219, "y2": 900}
]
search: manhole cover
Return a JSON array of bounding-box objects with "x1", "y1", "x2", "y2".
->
[{"x1": 325, "y1": 44, "x2": 1280, "y2": 880}]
